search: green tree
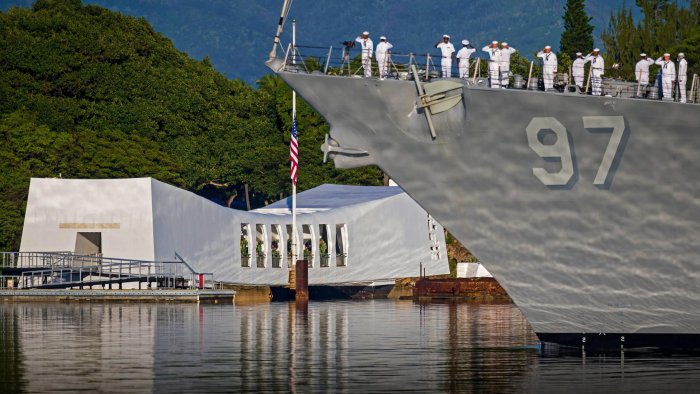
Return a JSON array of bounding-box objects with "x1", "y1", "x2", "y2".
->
[
  {"x1": 0, "y1": 0, "x2": 383, "y2": 250},
  {"x1": 635, "y1": 0, "x2": 670, "y2": 20},
  {"x1": 510, "y1": 52, "x2": 539, "y2": 78},
  {"x1": 672, "y1": 27, "x2": 700, "y2": 77},
  {"x1": 559, "y1": 0, "x2": 595, "y2": 59},
  {"x1": 601, "y1": 0, "x2": 700, "y2": 80}
]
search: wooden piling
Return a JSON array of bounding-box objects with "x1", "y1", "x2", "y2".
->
[{"x1": 295, "y1": 259, "x2": 308, "y2": 301}]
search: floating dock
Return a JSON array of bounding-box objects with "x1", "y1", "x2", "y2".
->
[{"x1": 0, "y1": 289, "x2": 235, "y2": 303}]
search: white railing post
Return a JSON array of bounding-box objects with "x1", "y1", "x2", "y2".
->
[{"x1": 324, "y1": 46, "x2": 333, "y2": 74}]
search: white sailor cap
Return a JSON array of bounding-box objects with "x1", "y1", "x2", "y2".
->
[
  {"x1": 491, "y1": 40, "x2": 498, "y2": 45},
  {"x1": 443, "y1": 34, "x2": 450, "y2": 39},
  {"x1": 462, "y1": 39, "x2": 469, "y2": 45},
  {"x1": 501, "y1": 42, "x2": 508, "y2": 46},
  {"x1": 678, "y1": 52, "x2": 685, "y2": 57},
  {"x1": 380, "y1": 36, "x2": 386, "y2": 40},
  {"x1": 576, "y1": 52, "x2": 582, "y2": 56},
  {"x1": 593, "y1": 48, "x2": 600, "y2": 52},
  {"x1": 362, "y1": 31, "x2": 369, "y2": 35},
  {"x1": 664, "y1": 52, "x2": 670, "y2": 57},
  {"x1": 640, "y1": 53, "x2": 646, "y2": 56},
  {"x1": 545, "y1": 45, "x2": 551, "y2": 49}
]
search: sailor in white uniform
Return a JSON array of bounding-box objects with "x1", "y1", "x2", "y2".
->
[
  {"x1": 655, "y1": 53, "x2": 676, "y2": 101},
  {"x1": 572, "y1": 52, "x2": 586, "y2": 89},
  {"x1": 456, "y1": 40, "x2": 475, "y2": 79},
  {"x1": 634, "y1": 53, "x2": 655, "y2": 86},
  {"x1": 375, "y1": 36, "x2": 393, "y2": 80},
  {"x1": 585, "y1": 48, "x2": 604, "y2": 96},
  {"x1": 482, "y1": 41, "x2": 502, "y2": 88},
  {"x1": 537, "y1": 46, "x2": 558, "y2": 91},
  {"x1": 435, "y1": 35, "x2": 455, "y2": 78},
  {"x1": 355, "y1": 31, "x2": 373, "y2": 78},
  {"x1": 678, "y1": 52, "x2": 688, "y2": 103},
  {"x1": 499, "y1": 42, "x2": 517, "y2": 88}
]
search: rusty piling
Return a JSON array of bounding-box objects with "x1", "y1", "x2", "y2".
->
[{"x1": 295, "y1": 259, "x2": 308, "y2": 301}]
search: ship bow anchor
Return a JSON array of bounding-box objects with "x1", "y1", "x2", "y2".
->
[{"x1": 411, "y1": 65, "x2": 464, "y2": 139}]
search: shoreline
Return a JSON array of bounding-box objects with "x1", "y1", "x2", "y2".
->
[{"x1": 0, "y1": 277, "x2": 510, "y2": 304}]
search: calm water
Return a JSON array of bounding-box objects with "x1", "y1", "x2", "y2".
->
[{"x1": 1, "y1": 300, "x2": 699, "y2": 393}]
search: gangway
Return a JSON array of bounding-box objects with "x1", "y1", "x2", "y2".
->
[{"x1": 0, "y1": 252, "x2": 212, "y2": 290}]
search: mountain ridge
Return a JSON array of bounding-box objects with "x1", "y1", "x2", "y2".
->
[{"x1": 2, "y1": 0, "x2": 632, "y2": 83}]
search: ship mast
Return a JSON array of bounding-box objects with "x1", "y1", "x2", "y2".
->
[{"x1": 268, "y1": 0, "x2": 293, "y2": 61}]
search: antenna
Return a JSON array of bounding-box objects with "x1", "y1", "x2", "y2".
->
[{"x1": 268, "y1": 0, "x2": 294, "y2": 61}]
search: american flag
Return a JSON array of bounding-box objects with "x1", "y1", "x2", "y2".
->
[{"x1": 290, "y1": 115, "x2": 298, "y2": 185}]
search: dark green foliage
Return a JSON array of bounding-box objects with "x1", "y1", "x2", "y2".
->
[
  {"x1": 0, "y1": 110, "x2": 184, "y2": 249},
  {"x1": 558, "y1": 52, "x2": 573, "y2": 77},
  {"x1": 0, "y1": 0, "x2": 382, "y2": 250},
  {"x1": 449, "y1": 256, "x2": 457, "y2": 278},
  {"x1": 601, "y1": 0, "x2": 700, "y2": 80},
  {"x1": 560, "y1": 0, "x2": 595, "y2": 59},
  {"x1": 635, "y1": 0, "x2": 670, "y2": 18},
  {"x1": 510, "y1": 52, "x2": 541, "y2": 79},
  {"x1": 672, "y1": 27, "x2": 700, "y2": 74}
]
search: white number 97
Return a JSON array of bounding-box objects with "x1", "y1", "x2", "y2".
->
[{"x1": 526, "y1": 117, "x2": 574, "y2": 186}]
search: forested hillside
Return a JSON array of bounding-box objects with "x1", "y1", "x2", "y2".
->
[
  {"x1": 602, "y1": 0, "x2": 700, "y2": 79},
  {"x1": 2, "y1": 0, "x2": 632, "y2": 82},
  {"x1": 0, "y1": 0, "x2": 382, "y2": 250}
]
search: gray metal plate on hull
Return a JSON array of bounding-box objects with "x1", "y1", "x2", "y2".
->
[{"x1": 278, "y1": 71, "x2": 700, "y2": 338}]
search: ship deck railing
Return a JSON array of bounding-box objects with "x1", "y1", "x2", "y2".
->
[{"x1": 275, "y1": 43, "x2": 700, "y2": 103}]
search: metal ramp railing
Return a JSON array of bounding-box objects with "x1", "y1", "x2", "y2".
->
[
  {"x1": 1, "y1": 251, "x2": 74, "y2": 270},
  {"x1": 0, "y1": 252, "x2": 213, "y2": 290}
]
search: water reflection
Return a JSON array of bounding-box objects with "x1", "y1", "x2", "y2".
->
[
  {"x1": 234, "y1": 301, "x2": 349, "y2": 393},
  {"x1": 1, "y1": 301, "x2": 700, "y2": 393},
  {"x1": 1, "y1": 306, "x2": 25, "y2": 392},
  {"x1": 443, "y1": 302, "x2": 537, "y2": 392},
  {"x1": 2, "y1": 303, "x2": 155, "y2": 393}
]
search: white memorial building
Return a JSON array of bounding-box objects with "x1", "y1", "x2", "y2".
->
[{"x1": 19, "y1": 178, "x2": 448, "y2": 286}]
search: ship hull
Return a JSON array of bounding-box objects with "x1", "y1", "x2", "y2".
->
[{"x1": 278, "y1": 71, "x2": 700, "y2": 349}]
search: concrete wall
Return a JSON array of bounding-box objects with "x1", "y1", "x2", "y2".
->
[
  {"x1": 20, "y1": 178, "x2": 155, "y2": 261},
  {"x1": 149, "y1": 179, "x2": 277, "y2": 284},
  {"x1": 290, "y1": 194, "x2": 448, "y2": 284}
]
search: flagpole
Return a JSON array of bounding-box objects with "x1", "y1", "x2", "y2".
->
[{"x1": 291, "y1": 18, "x2": 298, "y2": 266}]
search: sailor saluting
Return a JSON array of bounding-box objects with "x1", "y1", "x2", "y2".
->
[
  {"x1": 678, "y1": 53, "x2": 688, "y2": 103},
  {"x1": 355, "y1": 31, "x2": 373, "y2": 78},
  {"x1": 482, "y1": 41, "x2": 502, "y2": 88},
  {"x1": 635, "y1": 53, "x2": 655, "y2": 87},
  {"x1": 537, "y1": 46, "x2": 558, "y2": 91},
  {"x1": 456, "y1": 40, "x2": 475, "y2": 79},
  {"x1": 572, "y1": 52, "x2": 586, "y2": 89},
  {"x1": 655, "y1": 53, "x2": 676, "y2": 101},
  {"x1": 376, "y1": 36, "x2": 393, "y2": 80},
  {"x1": 498, "y1": 42, "x2": 517, "y2": 88},
  {"x1": 434, "y1": 34, "x2": 455, "y2": 78},
  {"x1": 585, "y1": 48, "x2": 604, "y2": 96}
]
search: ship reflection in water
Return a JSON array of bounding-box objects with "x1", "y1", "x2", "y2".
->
[{"x1": 1, "y1": 301, "x2": 699, "y2": 392}]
